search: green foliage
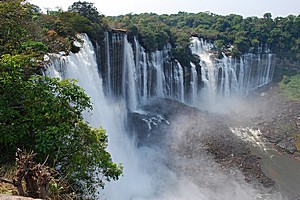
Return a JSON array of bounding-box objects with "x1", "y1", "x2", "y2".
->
[
  {"x1": 0, "y1": 0, "x2": 121, "y2": 197},
  {"x1": 0, "y1": 0, "x2": 35, "y2": 54},
  {"x1": 107, "y1": 13, "x2": 172, "y2": 52},
  {"x1": 234, "y1": 36, "x2": 250, "y2": 53},
  {"x1": 21, "y1": 41, "x2": 49, "y2": 54},
  {"x1": 0, "y1": 54, "x2": 122, "y2": 196},
  {"x1": 68, "y1": 1, "x2": 103, "y2": 23},
  {"x1": 0, "y1": 0, "x2": 109, "y2": 56},
  {"x1": 279, "y1": 73, "x2": 300, "y2": 100},
  {"x1": 63, "y1": 121, "x2": 122, "y2": 194},
  {"x1": 105, "y1": 11, "x2": 300, "y2": 64},
  {"x1": 0, "y1": 0, "x2": 69, "y2": 55},
  {"x1": 66, "y1": 1, "x2": 108, "y2": 45},
  {"x1": 214, "y1": 39, "x2": 225, "y2": 49}
]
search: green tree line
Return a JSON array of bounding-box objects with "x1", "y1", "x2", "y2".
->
[{"x1": 106, "y1": 11, "x2": 300, "y2": 64}]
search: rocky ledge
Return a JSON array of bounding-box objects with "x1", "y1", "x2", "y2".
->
[
  {"x1": 128, "y1": 98, "x2": 275, "y2": 190},
  {"x1": 248, "y1": 84, "x2": 300, "y2": 158}
]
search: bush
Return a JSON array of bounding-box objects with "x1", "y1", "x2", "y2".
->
[{"x1": 279, "y1": 73, "x2": 300, "y2": 100}]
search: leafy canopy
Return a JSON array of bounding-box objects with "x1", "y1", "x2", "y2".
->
[
  {"x1": 68, "y1": 1, "x2": 103, "y2": 23},
  {"x1": 0, "y1": 54, "x2": 122, "y2": 195},
  {"x1": 106, "y1": 11, "x2": 300, "y2": 62}
]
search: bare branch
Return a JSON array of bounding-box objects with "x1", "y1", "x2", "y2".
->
[{"x1": 0, "y1": 177, "x2": 14, "y2": 185}]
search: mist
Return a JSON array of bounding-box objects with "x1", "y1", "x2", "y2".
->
[{"x1": 45, "y1": 34, "x2": 285, "y2": 200}]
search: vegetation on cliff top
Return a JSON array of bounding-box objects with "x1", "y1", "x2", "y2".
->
[
  {"x1": 106, "y1": 12, "x2": 300, "y2": 64},
  {"x1": 280, "y1": 73, "x2": 300, "y2": 101}
]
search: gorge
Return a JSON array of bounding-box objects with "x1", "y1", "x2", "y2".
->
[
  {"x1": 45, "y1": 32, "x2": 300, "y2": 199},
  {"x1": 1, "y1": 1, "x2": 300, "y2": 199}
]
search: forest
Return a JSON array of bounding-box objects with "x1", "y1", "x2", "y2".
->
[
  {"x1": 0, "y1": 0, "x2": 299, "y2": 199},
  {"x1": 107, "y1": 11, "x2": 300, "y2": 65}
]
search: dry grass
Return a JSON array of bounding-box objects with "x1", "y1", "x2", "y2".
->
[
  {"x1": 0, "y1": 165, "x2": 18, "y2": 195},
  {"x1": 0, "y1": 165, "x2": 79, "y2": 199}
]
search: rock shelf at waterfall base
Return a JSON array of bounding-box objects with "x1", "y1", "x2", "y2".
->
[
  {"x1": 128, "y1": 82, "x2": 300, "y2": 198},
  {"x1": 128, "y1": 98, "x2": 276, "y2": 192},
  {"x1": 243, "y1": 83, "x2": 300, "y2": 158}
]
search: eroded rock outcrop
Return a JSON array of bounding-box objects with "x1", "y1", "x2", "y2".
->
[{"x1": 128, "y1": 98, "x2": 274, "y2": 190}]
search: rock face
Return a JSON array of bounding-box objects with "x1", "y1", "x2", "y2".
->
[
  {"x1": 248, "y1": 84, "x2": 300, "y2": 157},
  {"x1": 0, "y1": 195, "x2": 41, "y2": 200},
  {"x1": 128, "y1": 98, "x2": 275, "y2": 190},
  {"x1": 244, "y1": 83, "x2": 300, "y2": 200}
]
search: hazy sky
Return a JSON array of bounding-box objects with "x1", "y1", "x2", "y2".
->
[{"x1": 29, "y1": 0, "x2": 299, "y2": 18}]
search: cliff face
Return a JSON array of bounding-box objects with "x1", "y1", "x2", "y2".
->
[
  {"x1": 276, "y1": 59, "x2": 300, "y2": 71},
  {"x1": 127, "y1": 98, "x2": 275, "y2": 192},
  {"x1": 95, "y1": 32, "x2": 276, "y2": 111}
]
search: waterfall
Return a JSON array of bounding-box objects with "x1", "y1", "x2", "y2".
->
[
  {"x1": 44, "y1": 33, "x2": 279, "y2": 200},
  {"x1": 104, "y1": 34, "x2": 187, "y2": 106},
  {"x1": 190, "y1": 62, "x2": 198, "y2": 105},
  {"x1": 47, "y1": 34, "x2": 276, "y2": 113},
  {"x1": 100, "y1": 34, "x2": 275, "y2": 111},
  {"x1": 190, "y1": 38, "x2": 217, "y2": 106},
  {"x1": 104, "y1": 32, "x2": 112, "y2": 97},
  {"x1": 152, "y1": 50, "x2": 166, "y2": 98},
  {"x1": 45, "y1": 34, "x2": 163, "y2": 200},
  {"x1": 190, "y1": 37, "x2": 275, "y2": 104},
  {"x1": 123, "y1": 35, "x2": 138, "y2": 111}
]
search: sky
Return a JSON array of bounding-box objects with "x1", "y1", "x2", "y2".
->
[{"x1": 29, "y1": 0, "x2": 300, "y2": 18}]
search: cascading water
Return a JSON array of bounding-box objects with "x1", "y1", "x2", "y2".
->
[
  {"x1": 190, "y1": 37, "x2": 275, "y2": 108},
  {"x1": 123, "y1": 35, "x2": 138, "y2": 111},
  {"x1": 103, "y1": 35, "x2": 276, "y2": 111},
  {"x1": 104, "y1": 34, "x2": 187, "y2": 107},
  {"x1": 44, "y1": 33, "x2": 282, "y2": 200},
  {"x1": 45, "y1": 34, "x2": 162, "y2": 200},
  {"x1": 104, "y1": 32, "x2": 112, "y2": 97},
  {"x1": 190, "y1": 62, "x2": 198, "y2": 105},
  {"x1": 190, "y1": 38, "x2": 217, "y2": 105}
]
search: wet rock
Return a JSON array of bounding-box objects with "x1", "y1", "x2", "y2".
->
[
  {"x1": 277, "y1": 139, "x2": 297, "y2": 154},
  {"x1": 129, "y1": 98, "x2": 275, "y2": 189},
  {"x1": 251, "y1": 84, "x2": 300, "y2": 156}
]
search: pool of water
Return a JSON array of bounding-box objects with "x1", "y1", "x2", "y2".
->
[{"x1": 231, "y1": 127, "x2": 300, "y2": 199}]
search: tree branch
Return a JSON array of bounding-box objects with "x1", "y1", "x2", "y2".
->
[{"x1": 0, "y1": 177, "x2": 14, "y2": 185}]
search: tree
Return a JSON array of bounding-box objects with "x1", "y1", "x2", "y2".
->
[
  {"x1": 0, "y1": 0, "x2": 32, "y2": 54},
  {"x1": 0, "y1": 1, "x2": 122, "y2": 196},
  {"x1": 67, "y1": 1, "x2": 108, "y2": 45},
  {"x1": 68, "y1": 1, "x2": 102, "y2": 23},
  {"x1": 0, "y1": 54, "x2": 122, "y2": 196},
  {"x1": 263, "y1": 12, "x2": 272, "y2": 19}
]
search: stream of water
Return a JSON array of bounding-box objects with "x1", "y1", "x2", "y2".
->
[{"x1": 231, "y1": 127, "x2": 300, "y2": 199}]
